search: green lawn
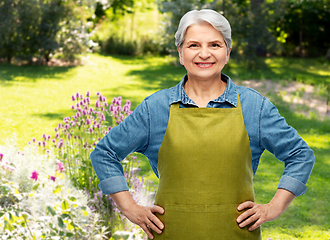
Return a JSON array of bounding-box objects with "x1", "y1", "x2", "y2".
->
[{"x1": 0, "y1": 53, "x2": 329, "y2": 239}]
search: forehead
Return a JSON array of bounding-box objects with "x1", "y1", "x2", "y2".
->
[{"x1": 184, "y1": 22, "x2": 224, "y2": 42}]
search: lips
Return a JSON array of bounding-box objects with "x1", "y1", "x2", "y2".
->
[{"x1": 195, "y1": 62, "x2": 215, "y2": 68}]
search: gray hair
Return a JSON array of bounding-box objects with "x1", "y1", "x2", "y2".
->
[{"x1": 175, "y1": 9, "x2": 232, "y2": 50}]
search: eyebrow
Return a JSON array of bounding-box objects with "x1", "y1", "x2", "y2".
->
[{"x1": 186, "y1": 39, "x2": 224, "y2": 45}]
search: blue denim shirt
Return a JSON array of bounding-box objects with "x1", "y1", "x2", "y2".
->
[{"x1": 90, "y1": 74, "x2": 315, "y2": 197}]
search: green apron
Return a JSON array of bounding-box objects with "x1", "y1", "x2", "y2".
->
[{"x1": 151, "y1": 94, "x2": 262, "y2": 240}]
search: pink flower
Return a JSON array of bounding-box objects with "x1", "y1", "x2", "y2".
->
[
  {"x1": 30, "y1": 170, "x2": 39, "y2": 181},
  {"x1": 56, "y1": 162, "x2": 65, "y2": 173},
  {"x1": 50, "y1": 176, "x2": 56, "y2": 182},
  {"x1": 0, "y1": 153, "x2": 3, "y2": 162},
  {"x1": 86, "y1": 91, "x2": 90, "y2": 97},
  {"x1": 72, "y1": 95, "x2": 76, "y2": 101}
]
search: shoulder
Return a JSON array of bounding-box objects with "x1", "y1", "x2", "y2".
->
[{"x1": 236, "y1": 85, "x2": 267, "y2": 107}]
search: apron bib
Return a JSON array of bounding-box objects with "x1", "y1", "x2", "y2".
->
[{"x1": 152, "y1": 95, "x2": 262, "y2": 240}]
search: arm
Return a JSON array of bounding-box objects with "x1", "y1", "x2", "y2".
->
[
  {"x1": 111, "y1": 191, "x2": 164, "y2": 239},
  {"x1": 236, "y1": 188, "x2": 295, "y2": 230},
  {"x1": 90, "y1": 100, "x2": 165, "y2": 238},
  {"x1": 237, "y1": 98, "x2": 314, "y2": 230}
]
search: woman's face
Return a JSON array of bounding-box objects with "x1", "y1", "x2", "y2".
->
[{"x1": 178, "y1": 22, "x2": 231, "y2": 83}]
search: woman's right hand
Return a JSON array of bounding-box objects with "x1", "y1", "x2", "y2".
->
[
  {"x1": 122, "y1": 203, "x2": 165, "y2": 239},
  {"x1": 110, "y1": 191, "x2": 164, "y2": 239}
]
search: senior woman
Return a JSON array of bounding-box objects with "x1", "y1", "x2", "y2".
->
[{"x1": 90, "y1": 9, "x2": 315, "y2": 239}]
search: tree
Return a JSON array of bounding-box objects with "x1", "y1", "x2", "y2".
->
[{"x1": 0, "y1": 0, "x2": 97, "y2": 64}]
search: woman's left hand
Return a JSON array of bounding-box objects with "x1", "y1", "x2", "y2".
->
[{"x1": 236, "y1": 188, "x2": 296, "y2": 231}]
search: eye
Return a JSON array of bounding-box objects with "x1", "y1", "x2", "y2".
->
[
  {"x1": 188, "y1": 43, "x2": 198, "y2": 48},
  {"x1": 211, "y1": 43, "x2": 221, "y2": 48}
]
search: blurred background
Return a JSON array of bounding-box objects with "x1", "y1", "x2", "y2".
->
[{"x1": 0, "y1": 0, "x2": 329, "y2": 66}]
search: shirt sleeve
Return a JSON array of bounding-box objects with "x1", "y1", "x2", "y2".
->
[
  {"x1": 259, "y1": 98, "x2": 315, "y2": 197},
  {"x1": 90, "y1": 99, "x2": 150, "y2": 195}
]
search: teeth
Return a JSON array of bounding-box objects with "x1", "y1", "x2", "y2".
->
[{"x1": 197, "y1": 63, "x2": 212, "y2": 66}]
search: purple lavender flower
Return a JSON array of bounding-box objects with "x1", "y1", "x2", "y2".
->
[
  {"x1": 72, "y1": 95, "x2": 76, "y2": 101},
  {"x1": 108, "y1": 126, "x2": 112, "y2": 131},
  {"x1": 82, "y1": 110, "x2": 87, "y2": 116},
  {"x1": 42, "y1": 141, "x2": 46, "y2": 147},
  {"x1": 95, "y1": 101, "x2": 100, "y2": 108},
  {"x1": 55, "y1": 127, "x2": 58, "y2": 132},
  {"x1": 76, "y1": 92, "x2": 80, "y2": 99},
  {"x1": 80, "y1": 94, "x2": 83, "y2": 99},
  {"x1": 50, "y1": 176, "x2": 56, "y2": 182},
  {"x1": 47, "y1": 135, "x2": 51, "y2": 140},
  {"x1": 86, "y1": 91, "x2": 90, "y2": 97},
  {"x1": 76, "y1": 112, "x2": 81, "y2": 118},
  {"x1": 104, "y1": 102, "x2": 108, "y2": 107},
  {"x1": 30, "y1": 170, "x2": 38, "y2": 181},
  {"x1": 96, "y1": 92, "x2": 100, "y2": 96},
  {"x1": 58, "y1": 141, "x2": 63, "y2": 149},
  {"x1": 86, "y1": 119, "x2": 91, "y2": 125},
  {"x1": 38, "y1": 141, "x2": 41, "y2": 147},
  {"x1": 32, "y1": 138, "x2": 36, "y2": 143},
  {"x1": 0, "y1": 153, "x2": 3, "y2": 162}
]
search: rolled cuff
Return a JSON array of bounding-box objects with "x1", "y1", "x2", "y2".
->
[
  {"x1": 277, "y1": 175, "x2": 307, "y2": 197},
  {"x1": 98, "y1": 176, "x2": 129, "y2": 195}
]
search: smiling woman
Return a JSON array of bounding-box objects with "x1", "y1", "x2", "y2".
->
[{"x1": 90, "y1": 9, "x2": 315, "y2": 240}]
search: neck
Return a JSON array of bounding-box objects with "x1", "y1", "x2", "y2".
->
[{"x1": 184, "y1": 75, "x2": 227, "y2": 107}]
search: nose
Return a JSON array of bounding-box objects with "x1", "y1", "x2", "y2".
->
[{"x1": 199, "y1": 46, "x2": 210, "y2": 59}]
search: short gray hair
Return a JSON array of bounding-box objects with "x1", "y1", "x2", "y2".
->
[{"x1": 175, "y1": 9, "x2": 232, "y2": 50}]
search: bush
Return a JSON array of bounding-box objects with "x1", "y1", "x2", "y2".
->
[{"x1": 0, "y1": 0, "x2": 97, "y2": 64}]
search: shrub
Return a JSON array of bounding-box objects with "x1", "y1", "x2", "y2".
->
[{"x1": 0, "y1": 0, "x2": 97, "y2": 64}]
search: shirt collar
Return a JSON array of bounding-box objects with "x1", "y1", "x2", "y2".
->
[{"x1": 169, "y1": 73, "x2": 238, "y2": 107}]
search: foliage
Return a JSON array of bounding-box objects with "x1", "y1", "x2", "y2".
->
[
  {"x1": 93, "y1": 0, "x2": 163, "y2": 56},
  {"x1": 0, "y1": 0, "x2": 97, "y2": 64},
  {"x1": 270, "y1": 0, "x2": 330, "y2": 57},
  {"x1": 0, "y1": 142, "x2": 109, "y2": 239}
]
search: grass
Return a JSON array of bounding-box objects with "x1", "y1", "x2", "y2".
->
[{"x1": 0, "y1": 53, "x2": 329, "y2": 239}]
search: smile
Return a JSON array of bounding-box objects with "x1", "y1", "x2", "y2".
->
[{"x1": 195, "y1": 62, "x2": 215, "y2": 68}]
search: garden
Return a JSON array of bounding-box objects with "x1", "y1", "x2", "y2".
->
[{"x1": 1, "y1": 0, "x2": 330, "y2": 239}]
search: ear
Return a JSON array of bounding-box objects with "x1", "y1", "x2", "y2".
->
[
  {"x1": 177, "y1": 45, "x2": 183, "y2": 65},
  {"x1": 226, "y1": 48, "x2": 232, "y2": 64}
]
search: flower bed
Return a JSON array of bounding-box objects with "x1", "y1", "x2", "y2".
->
[{"x1": 1, "y1": 92, "x2": 155, "y2": 239}]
